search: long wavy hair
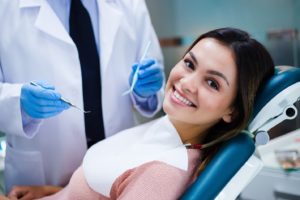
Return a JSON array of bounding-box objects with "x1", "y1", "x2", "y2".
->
[{"x1": 185, "y1": 28, "x2": 275, "y2": 174}]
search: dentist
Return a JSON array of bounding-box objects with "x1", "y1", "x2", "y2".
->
[{"x1": 0, "y1": 0, "x2": 164, "y2": 195}]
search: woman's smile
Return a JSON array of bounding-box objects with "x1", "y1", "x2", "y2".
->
[{"x1": 170, "y1": 86, "x2": 196, "y2": 108}]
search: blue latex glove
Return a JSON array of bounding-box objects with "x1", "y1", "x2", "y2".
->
[
  {"x1": 129, "y1": 59, "x2": 163, "y2": 98},
  {"x1": 20, "y1": 81, "x2": 70, "y2": 119}
]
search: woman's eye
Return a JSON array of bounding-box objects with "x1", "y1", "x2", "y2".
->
[
  {"x1": 207, "y1": 79, "x2": 219, "y2": 90},
  {"x1": 184, "y1": 59, "x2": 195, "y2": 70}
]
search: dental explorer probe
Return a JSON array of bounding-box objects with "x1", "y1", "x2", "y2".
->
[{"x1": 122, "y1": 41, "x2": 152, "y2": 96}]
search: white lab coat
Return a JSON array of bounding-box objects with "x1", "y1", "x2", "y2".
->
[{"x1": 0, "y1": 0, "x2": 163, "y2": 192}]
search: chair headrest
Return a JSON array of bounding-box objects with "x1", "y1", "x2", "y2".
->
[
  {"x1": 252, "y1": 66, "x2": 300, "y2": 119},
  {"x1": 249, "y1": 66, "x2": 300, "y2": 145}
]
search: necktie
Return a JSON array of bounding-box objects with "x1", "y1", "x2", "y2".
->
[{"x1": 69, "y1": 0, "x2": 105, "y2": 148}]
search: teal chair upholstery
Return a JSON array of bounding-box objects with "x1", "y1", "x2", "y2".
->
[{"x1": 181, "y1": 66, "x2": 300, "y2": 200}]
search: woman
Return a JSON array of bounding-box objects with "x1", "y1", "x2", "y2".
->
[{"x1": 2, "y1": 27, "x2": 274, "y2": 200}]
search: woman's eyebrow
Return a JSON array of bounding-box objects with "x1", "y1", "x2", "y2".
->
[
  {"x1": 189, "y1": 51, "x2": 229, "y2": 86},
  {"x1": 208, "y1": 70, "x2": 230, "y2": 86},
  {"x1": 188, "y1": 51, "x2": 198, "y2": 66}
]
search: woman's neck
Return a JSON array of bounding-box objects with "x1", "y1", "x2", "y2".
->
[{"x1": 168, "y1": 116, "x2": 210, "y2": 145}]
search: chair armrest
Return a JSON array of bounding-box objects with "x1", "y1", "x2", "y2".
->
[{"x1": 215, "y1": 155, "x2": 263, "y2": 200}]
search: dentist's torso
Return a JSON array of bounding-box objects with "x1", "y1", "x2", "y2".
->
[{"x1": 0, "y1": 0, "x2": 162, "y2": 191}]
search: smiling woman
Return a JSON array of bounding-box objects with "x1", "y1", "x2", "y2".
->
[{"x1": 0, "y1": 28, "x2": 274, "y2": 200}]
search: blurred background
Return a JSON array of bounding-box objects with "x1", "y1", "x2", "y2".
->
[{"x1": 145, "y1": 0, "x2": 300, "y2": 77}]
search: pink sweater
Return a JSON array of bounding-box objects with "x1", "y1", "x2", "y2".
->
[{"x1": 38, "y1": 149, "x2": 201, "y2": 200}]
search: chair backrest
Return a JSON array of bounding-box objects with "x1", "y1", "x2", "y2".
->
[{"x1": 181, "y1": 66, "x2": 300, "y2": 200}]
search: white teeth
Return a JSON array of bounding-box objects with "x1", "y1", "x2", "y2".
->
[{"x1": 174, "y1": 90, "x2": 193, "y2": 106}]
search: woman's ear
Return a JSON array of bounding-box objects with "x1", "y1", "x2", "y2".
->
[
  {"x1": 222, "y1": 107, "x2": 236, "y2": 123},
  {"x1": 222, "y1": 114, "x2": 232, "y2": 123}
]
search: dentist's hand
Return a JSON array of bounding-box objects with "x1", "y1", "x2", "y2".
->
[
  {"x1": 20, "y1": 81, "x2": 70, "y2": 119},
  {"x1": 129, "y1": 59, "x2": 163, "y2": 98}
]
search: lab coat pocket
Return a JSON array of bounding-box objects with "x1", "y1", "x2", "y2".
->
[{"x1": 4, "y1": 142, "x2": 46, "y2": 192}]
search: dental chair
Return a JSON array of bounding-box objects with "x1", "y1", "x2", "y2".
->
[{"x1": 181, "y1": 66, "x2": 300, "y2": 200}]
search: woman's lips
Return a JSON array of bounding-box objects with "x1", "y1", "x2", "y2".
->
[{"x1": 171, "y1": 86, "x2": 196, "y2": 107}]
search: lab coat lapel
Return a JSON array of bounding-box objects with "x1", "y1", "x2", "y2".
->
[
  {"x1": 98, "y1": 0, "x2": 123, "y2": 72},
  {"x1": 19, "y1": 0, "x2": 74, "y2": 46}
]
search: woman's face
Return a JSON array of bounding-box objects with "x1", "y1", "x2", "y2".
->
[{"x1": 163, "y1": 38, "x2": 238, "y2": 137}]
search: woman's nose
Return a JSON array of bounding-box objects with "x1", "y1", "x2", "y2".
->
[{"x1": 180, "y1": 74, "x2": 198, "y2": 94}]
